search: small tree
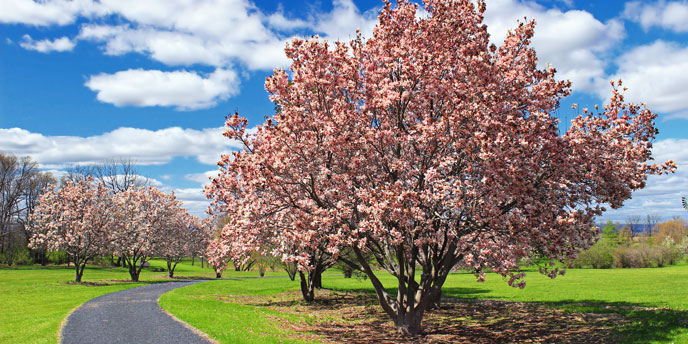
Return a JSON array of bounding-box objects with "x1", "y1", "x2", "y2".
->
[
  {"x1": 110, "y1": 186, "x2": 178, "y2": 281},
  {"x1": 206, "y1": 239, "x2": 228, "y2": 278},
  {"x1": 1, "y1": 153, "x2": 54, "y2": 264},
  {"x1": 646, "y1": 214, "x2": 662, "y2": 236},
  {"x1": 625, "y1": 215, "x2": 642, "y2": 239},
  {"x1": 160, "y1": 208, "x2": 198, "y2": 278},
  {"x1": 29, "y1": 180, "x2": 112, "y2": 282}
]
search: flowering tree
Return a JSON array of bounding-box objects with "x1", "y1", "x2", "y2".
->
[
  {"x1": 207, "y1": 123, "x2": 337, "y2": 301},
  {"x1": 206, "y1": 238, "x2": 228, "y2": 278},
  {"x1": 28, "y1": 180, "x2": 112, "y2": 282},
  {"x1": 159, "y1": 208, "x2": 198, "y2": 278},
  {"x1": 186, "y1": 216, "x2": 213, "y2": 268},
  {"x1": 110, "y1": 186, "x2": 179, "y2": 281},
  {"x1": 209, "y1": 0, "x2": 675, "y2": 334}
]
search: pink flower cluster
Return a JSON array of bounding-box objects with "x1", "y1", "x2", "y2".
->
[{"x1": 29, "y1": 180, "x2": 208, "y2": 281}]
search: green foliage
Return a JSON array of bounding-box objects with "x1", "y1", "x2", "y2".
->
[
  {"x1": 0, "y1": 247, "x2": 33, "y2": 266},
  {"x1": 572, "y1": 219, "x2": 688, "y2": 269},
  {"x1": 47, "y1": 250, "x2": 69, "y2": 265},
  {"x1": 601, "y1": 221, "x2": 619, "y2": 241},
  {"x1": 571, "y1": 237, "x2": 615, "y2": 268}
]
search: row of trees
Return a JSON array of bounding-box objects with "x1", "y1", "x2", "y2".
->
[
  {"x1": 205, "y1": 0, "x2": 674, "y2": 335},
  {"x1": 572, "y1": 218, "x2": 688, "y2": 269},
  {"x1": 0, "y1": 153, "x2": 56, "y2": 265},
  {"x1": 28, "y1": 179, "x2": 210, "y2": 282}
]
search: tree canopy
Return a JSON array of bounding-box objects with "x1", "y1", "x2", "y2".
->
[{"x1": 206, "y1": 0, "x2": 675, "y2": 334}]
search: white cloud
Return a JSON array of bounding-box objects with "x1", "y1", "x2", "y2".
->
[
  {"x1": 0, "y1": 0, "x2": 103, "y2": 26},
  {"x1": 7, "y1": 0, "x2": 378, "y2": 70},
  {"x1": 184, "y1": 170, "x2": 219, "y2": 186},
  {"x1": 168, "y1": 187, "x2": 210, "y2": 216},
  {"x1": 623, "y1": 0, "x2": 688, "y2": 33},
  {"x1": 75, "y1": 0, "x2": 293, "y2": 70},
  {"x1": 3, "y1": 0, "x2": 383, "y2": 109},
  {"x1": 601, "y1": 41, "x2": 688, "y2": 119},
  {"x1": 312, "y1": 0, "x2": 379, "y2": 41},
  {"x1": 600, "y1": 138, "x2": 688, "y2": 223},
  {"x1": 266, "y1": 11, "x2": 310, "y2": 31},
  {"x1": 19, "y1": 34, "x2": 75, "y2": 53},
  {"x1": 0, "y1": 126, "x2": 242, "y2": 168},
  {"x1": 483, "y1": 0, "x2": 624, "y2": 92},
  {"x1": 78, "y1": 25, "x2": 226, "y2": 66},
  {"x1": 84, "y1": 68, "x2": 239, "y2": 110}
]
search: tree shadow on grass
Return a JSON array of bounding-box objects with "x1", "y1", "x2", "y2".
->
[
  {"x1": 233, "y1": 286, "x2": 688, "y2": 343},
  {"x1": 541, "y1": 300, "x2": 688, "y2": 344}
]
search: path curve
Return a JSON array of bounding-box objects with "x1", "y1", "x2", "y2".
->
[{"x1": 61, "y1": 280, "x2": 211, "y2": 344}]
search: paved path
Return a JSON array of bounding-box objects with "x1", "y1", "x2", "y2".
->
[{"x1": 61, "y1": 280, "x2": 211, "y2": 344}]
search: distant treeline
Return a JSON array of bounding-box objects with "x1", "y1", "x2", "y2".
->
[{"x1": 598, "y1": 223, "x2": 654, "y2": 234}]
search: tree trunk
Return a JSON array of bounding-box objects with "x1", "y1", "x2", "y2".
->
[
  {"x1": 134, "y1": 260, "x2": 147, "y2": 282},
  {"x1": 298, "y1": 271, "x2": 315, "y2": 302},
  {"x1": 129, "y1": 264, "x2": 140, "y2": 282},
  {"x1": 215, "y1": 271, "x2": 222, "y2": 278},
  {"x1": 125, "y1": 257, "x2": 142, "y2": 282},
  {"x1": 427, "y1": 288, "x2": 442, "y2": 310},
  {"x1": 166, "y1": 258, "x2": 174, "y2": 278},
  {"x1": 191, "y1": 255, "x2": 195, "y2": 266},
  {"x1": 167, "y1": 257, "x2": 180, "y2": 278},
  {"x1": 395, "y1": 310, "x2": 424, "y2": 335},
  {"x1": 75, "y1": 262, "x2": 86, "y2": 283},
  {"x1": 349, "y1": 245, "x2": 456, "y2": 336},
  {"x1": 313, "y1": 269, "x2": 322, "y2": 289},
  {"x1": 284, "y1": 262, "x2": 297, "y2": 281}
]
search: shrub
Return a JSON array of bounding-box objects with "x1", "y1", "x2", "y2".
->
[
  {"x1": 679, "y1": 237, "x2": 688, "y2": 260},
  {"x1": 655, "y1": 219, "x2": 688, "y2": 244},
  {"x1": 48, "y1": 250, "x2": 70, "y2": 265},
  {"x1": 573, "y1": 237, "x2": 615, "y2": 268},
  {"x1": 612, "y1": 243, "x2": 678, "y2": 268},
  {"x1": 612, "y1": 246, "x2": 637, "y2": 268},
  {"x1": 0, "y1": 247, "x2": 33, "y2": 266}
]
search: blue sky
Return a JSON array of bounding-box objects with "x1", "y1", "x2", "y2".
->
[{"x1": 1, "y1": 0, "x2": 687, "y2": 222}]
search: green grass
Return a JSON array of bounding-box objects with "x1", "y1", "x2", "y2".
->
[
  {"x1": 0, "y1": 258, "x2": 217, "y2": 344},
  {"x1": 320, "y1": 264, "x2": 688, "y2": 309},
  {"x1": 4, "y1": 261, "x2": 688, "y2": 343},
  {"x1": 159, "y1": 278, "x2": 317, "y2": 344},
  {"x1": 161, "y1": 264, "x2": 688, "y2": 343}
]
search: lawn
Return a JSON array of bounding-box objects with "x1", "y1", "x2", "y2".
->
[
  {"x1": 161, "y1": 264, "x2": 688, "y2": 343},
  {"x1": 0, "y1": 258, "x2": 218, "y2": 344},
  {"x1": 159, "y1": 278, "x2": 316, "y2": 344},
  {"x1": 3, "y1": 262, "x2": 688, "y2": 343}
]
